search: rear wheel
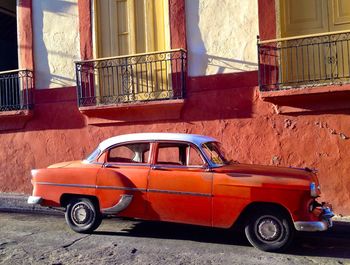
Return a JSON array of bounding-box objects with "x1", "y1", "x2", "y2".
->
[
  {"x1": 244, "y1": 209, "x2": 294, "y2": 252},
  {"x1": 65, "y1": 198, "x2": 102, "y2": 233}
]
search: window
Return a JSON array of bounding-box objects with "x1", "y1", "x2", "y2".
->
[
  {"x1": 107, "y1": 143, "x2": 150, "y2": 164},
  {"x1": 280, "y1": 0, "x2": 350, "y2": 84},
  {"x1": 95, "y1": 0, "x2": 169, "y2": 57},
  {"x1": 156, "y1": 143, "x2": 205, "y2": 167},
  {"x1": 187, "y1": 145, "x2": 205, "y2": 166},
  {"x1": 90, "y1": 0, "x2": 172, "y2": 103},
  {"x1": 259, "y1": 0, "x2": 350, "y2": 91},
  {"x1": 201, "y1": 142, "x2": 229, "y2": 166}
]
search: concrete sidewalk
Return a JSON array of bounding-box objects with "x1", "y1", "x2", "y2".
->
[{"x1": 0, "y1": 193, "x2": 63, "y2": 215}]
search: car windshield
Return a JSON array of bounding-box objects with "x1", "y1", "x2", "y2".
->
[
  {"x1": 201, "y1": 142, "x2": 230, "y2": 166},
  {"x1": 84, "y1": 148, "x2": 101, "y2": 163}
]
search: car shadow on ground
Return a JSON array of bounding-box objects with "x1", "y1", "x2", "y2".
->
[
  {"x1": 94, "y1": 218, "x2": 251, "y2": 246},
  {"x1": 288, "y1": 221, "x2": 350, "y2": 259},
  {"x1": 93, "y1": 220, "x2": 350, "y2": 259}
]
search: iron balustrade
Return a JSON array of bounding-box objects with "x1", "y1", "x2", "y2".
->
[
  {"x1": 0, "y1": 69, "x2": 33, "y2": 111},
  {"x1": 258, "y1": 31, "x2": 350, "y2": 91},
  {"x1": 75, "y1": 49, "x2": 186, "y2": 107}
]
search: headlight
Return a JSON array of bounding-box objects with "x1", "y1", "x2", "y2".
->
[{"x1": 310, "y1": 182, "x2": 319, "y2": 197}]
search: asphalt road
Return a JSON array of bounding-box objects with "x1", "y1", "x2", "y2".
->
[{"x1": 0, "y1": 212, "x2": 350, "y2": 265}]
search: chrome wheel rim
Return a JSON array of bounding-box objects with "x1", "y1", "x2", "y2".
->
[
  {"x1": 255, "y1": 215, "x2": 283, "y2": 242},
  {"x1": 71, "y1": 202, "x2": 93, "y2": 226}
]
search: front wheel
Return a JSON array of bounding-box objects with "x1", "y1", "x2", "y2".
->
[
  {"x1": 65, "y1": 198, "x2": 102, "y2": 233},
  {"x1": 244, "y1": 209, "x2": 294, "y2": 252}
]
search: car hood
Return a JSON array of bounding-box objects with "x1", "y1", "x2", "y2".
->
[
  {"x1": 213, "y1": 163, "x2": 316, "y2": 182},
  {"x1": 47, "y1": 160, "x2": 83, "y2": 168}
]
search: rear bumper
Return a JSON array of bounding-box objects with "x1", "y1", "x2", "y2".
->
[
  {"x1": 294, "y1": 206, "x2": 334, "y2": 232},
  {"x1": 27, "y1": 196, "x2": 43, "y2": 205}
]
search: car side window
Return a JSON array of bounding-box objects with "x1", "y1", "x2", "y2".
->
[
  {"x1": 107, "y1": 143, "x2": 150, "y2": 164},
  {"x1": 187, "y1": 145, "x2": 205, "y2": 166},
  {"x1": 156, "y1": 143, "x2": 205, "y2": 167}
]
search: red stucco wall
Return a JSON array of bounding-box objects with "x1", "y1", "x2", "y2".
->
[{"x1": 1, "y1": 72, "x2": 350, "y2": 216}]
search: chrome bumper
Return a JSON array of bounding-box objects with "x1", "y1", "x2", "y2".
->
[
  {"x1": 294, "y1": 206, "x2": 334, "y2": 232},
  {"x1": 27, "y1": 196, "x2": 43, "y2": 205}
]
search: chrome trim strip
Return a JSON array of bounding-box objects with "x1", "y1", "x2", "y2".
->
[
  {"x1": 148, "y1": 188, "x2": 212, "y2": 197},
  {"x1": 36, "y1": 182, "x2": 146, "y2": 192},
  {"x1": 102, "y1": 195, "x2": 133, "y2": 214},
  {"x1": 151, "y1": 164, "x2": 208, "y2": 170},
  {"x1": 104, "y1": 163, "x2": 150, "y2": 168},
  {"x1": 97, "y1": 186, "x2": 147, "y2": 192},
  {"x1": 36, "y1": 182, "x2": 211, "y2": 197},
  {"x1": 37, "y1": 182, "x2": 96, "y2": 189}
]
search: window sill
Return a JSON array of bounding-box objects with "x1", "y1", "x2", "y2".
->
[
  {"x1": 79, "y1": 99, "x2": 185, "y2": 125},
  {"x1": 260, "y1": 84, "x2": 350, "y2": 114},
  {"x1": 0, "y1": 109, "x2": 33, "y2": 131}
]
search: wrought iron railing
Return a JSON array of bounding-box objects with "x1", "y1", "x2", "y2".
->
[
  {"x1": 258, "y1": 30, "x2": 350, "y2": 91},
  {"x1": 75, "y1": 49, "x2": 186, "y2": 107},
  {"x1": 0, "y1": 69, "x2": 33, "y2": 111}
]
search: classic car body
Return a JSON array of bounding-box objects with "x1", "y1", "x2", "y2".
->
[{"x1": 28, "y1": 133, "x2": 334, "y2": 251}]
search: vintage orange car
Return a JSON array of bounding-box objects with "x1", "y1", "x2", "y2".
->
[{"x1": 28, "y1": 133, "x2": 334, "y2": 252}]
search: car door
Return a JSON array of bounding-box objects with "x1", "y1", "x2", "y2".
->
[
  {"x1": 96, "y1": 142, "x2": 151, "y2": 219},
  {"x1": 147, "y1": 142, "x2": 213, "y2": 226}
]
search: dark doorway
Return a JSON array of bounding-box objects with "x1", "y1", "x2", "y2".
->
[{"x1": 0, "y1": 1, "x2": 18, "y2": 71}]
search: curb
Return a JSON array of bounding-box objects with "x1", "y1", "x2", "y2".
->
[{"x1": 0, "y1": 193, "x2": 63, "y2": 216}]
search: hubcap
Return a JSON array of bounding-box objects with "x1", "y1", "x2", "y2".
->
[
  {"x1": 71, "y1": 202, "x2": 93, "y2": 225},
  {"x1": 256, "y1": 216, "x2": 282, "y2": 242}
]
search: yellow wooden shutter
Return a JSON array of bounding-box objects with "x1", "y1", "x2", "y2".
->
[
  {"x1": 280, "y1": 0, "x2": 329, "y2": 37},
  {"x1": 97, "y1": 0, "x2": 167, "y2": 57},
  {"x1": 328, "y1": 0, "x2": 350, "y2": 31},
  {"x1": 95, "y1": 0, "x2": 169, "y2": 101}
]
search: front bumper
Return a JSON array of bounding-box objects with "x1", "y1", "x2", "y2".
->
[
  {"x1": 294, "y1": 205, "x2": 334, "y2": 232},
  {"x1": 27, "y1": 196, "x2": 43, "y2": 205}
]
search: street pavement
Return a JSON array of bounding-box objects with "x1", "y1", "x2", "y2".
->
[{"x1": 1, "y1": 210, "x2": 350, "y2": 265}]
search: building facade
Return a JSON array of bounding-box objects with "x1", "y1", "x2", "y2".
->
[{"x1": 0, "y1": 0, "x2": 350, "y2": 215}]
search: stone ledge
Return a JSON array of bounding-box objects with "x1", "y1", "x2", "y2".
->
[
  {"x1": 79, "y1": 99, "x2": 185, "y2": 125},
  {"x1": 0, "y1": 109, "x2": 33, "y2": 131},
  {"x1": 260, "y1": 84, "x2": 350, "y2": 114}
]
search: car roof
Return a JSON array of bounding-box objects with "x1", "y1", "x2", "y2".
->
[{"x1": 99, "y1": 133, "x2": 217, "y2": 151}]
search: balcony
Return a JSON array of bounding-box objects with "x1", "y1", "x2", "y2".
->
[
  {"x1": 257, "y1": 31, "x2": 350, "y2": 113},
  {"x1": 258, "y1": 30, "x2": 350, "y2": 91},
  {"x1": 75, "y1": 49, "x2": 186, "y2": 108},
  {"x1": 0, "y1": 69, "x2": 33, "y2": 112}
]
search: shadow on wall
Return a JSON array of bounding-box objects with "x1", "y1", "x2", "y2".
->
[
  {"x1": 207, "y1": 55, "x2": 258, "y2": 74},
  {"x1": 32, "y1": 0, "x2": 77, "y2": 89},
  {"x1": 186, "y1": 0, "x2": 208, "y2": 76}
]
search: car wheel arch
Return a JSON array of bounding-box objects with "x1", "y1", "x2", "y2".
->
[
  {"x1": 231, "y1": 202, "x2": 294, "y2": 230},
  {"x1": 60, "y1": 193, "x2": 100, "y2": 211}
]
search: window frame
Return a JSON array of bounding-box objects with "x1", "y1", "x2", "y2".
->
[
  {"x1": 103, "y1": 140, "x2": 152, "y2": 166},
  {"x1": 153, "y1": 140, "x2": 209, "y2": 169}
]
